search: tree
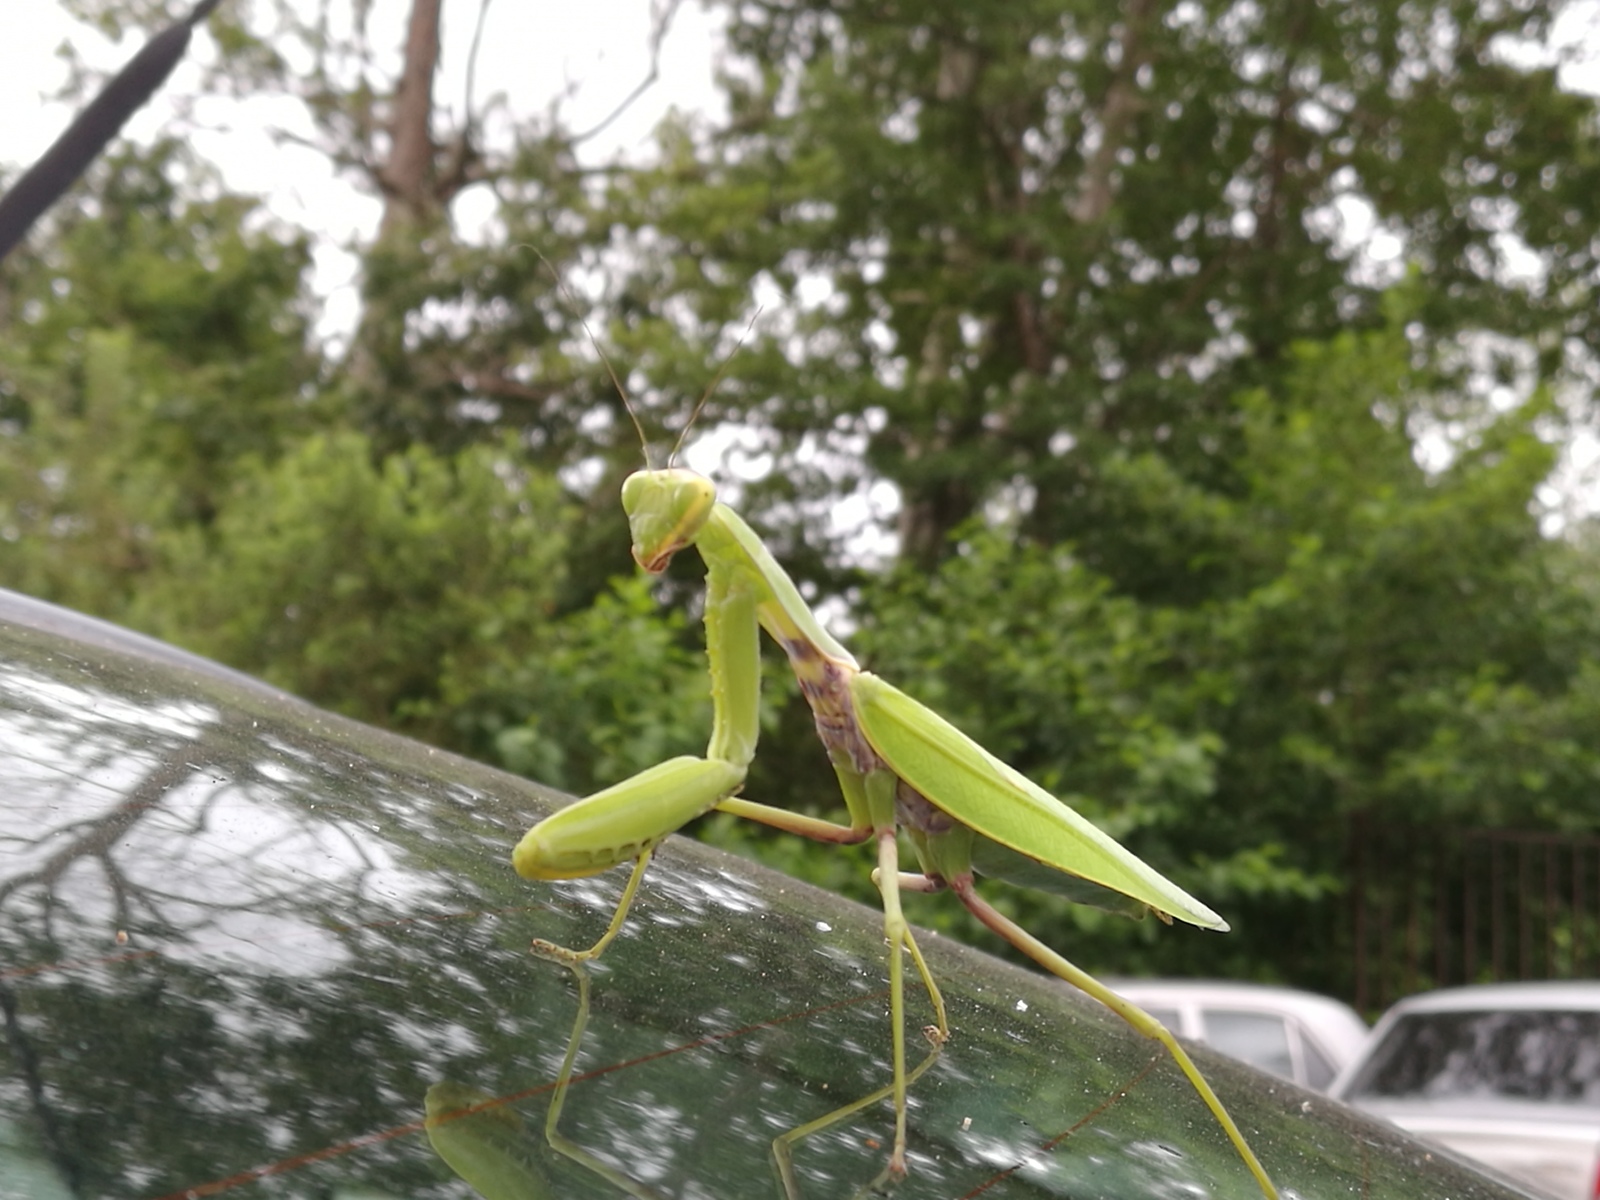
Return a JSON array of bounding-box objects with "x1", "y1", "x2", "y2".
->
[
  {"x1": 9, "y1": 0, "x2": 1600, "y2": 999},
  {"x1": 0, "y1": 140, "x2": 317, "y2": 617},
  {"x1": 613, "y1": 0, "x2": 1600, "y2": 591}
]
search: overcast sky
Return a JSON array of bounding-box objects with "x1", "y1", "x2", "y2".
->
[
  {"x1": 0, "y1": 1, "x2": 726, "y2": 337},
  {"x1": 0, "y1": 1, "x2": 726, "y2": 166}
]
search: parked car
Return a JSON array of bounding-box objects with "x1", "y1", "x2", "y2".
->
[
  {"x1": 1108, "y1": 979, "x2": 1369, "y2": 1091},
  {"x1": 1331, "y1": 982, "x2": 1600, "y2": 1200},
  {"x1": 0, "y1": 587, "x2": 1539, "y2": 1200}
]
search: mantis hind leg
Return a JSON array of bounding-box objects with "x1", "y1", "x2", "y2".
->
[
  {"x1": 769, "y1": 822, "x2": 948, "y2": 1197},
  {"x1": 949, "y1": 877, "x2": 1278, "y2": 1200}
]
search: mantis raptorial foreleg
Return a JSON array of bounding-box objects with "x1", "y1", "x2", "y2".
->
[{"x1": 514, "y1": 464, "x2": 1280, "y2": 1199}]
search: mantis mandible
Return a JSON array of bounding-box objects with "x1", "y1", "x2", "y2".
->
[{"x1": 512, "y1": 418, "x2": 1278, "y2": 1199}]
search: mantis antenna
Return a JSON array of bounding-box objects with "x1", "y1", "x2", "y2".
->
[
  {"x1": 527, "y1": 247, "x2": 759, "y2": 470},
  {"x1": 528, "y1": 246, "x2": 655, "y2": 469},
  {"x1": 665, "y1": 308, "x2": 761, "y2": 467}
]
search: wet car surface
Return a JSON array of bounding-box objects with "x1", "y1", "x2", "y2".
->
[{"x1": 0, "y1": 587, "x2": 1540, "y2": 1199}]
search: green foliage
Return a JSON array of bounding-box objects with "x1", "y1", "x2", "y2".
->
[
  {"x1": 1387, "y1": 662, "x2": 1600, "y2": 829},
  {"x1": 612, "y1": 0, "x2": 1600, "y2": 583},
  {"x1": 470, "y1": 573, "x2": 711, "y2": 796},
  {"x1": 0, "y1": 142, "x2": 317, "y2": 617},
  {"x1": 1178, "y1": 326, "x2": 1600, "y2": 986},
  {"x1": 133, "y1": 431, "x2": 576, "y2": 749},
  {"x1": 1199, "y1": 324, "x2": 1578, "y2": 844},
  {"x1": 8, "y1": 1, "x2": 1600, "y2": 999}
]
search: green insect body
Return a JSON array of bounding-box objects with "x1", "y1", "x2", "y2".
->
[{"x1": 513, "y1": 466, "x2": 1278, "y2": 1200}]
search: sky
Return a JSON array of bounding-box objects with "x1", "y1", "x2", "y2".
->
[
  {"x1": 0, "y1": 1, "x2": 727, "y2": 340},
  {"x1": 0, "y1": 1, "x2": 727, "y2": 171}
]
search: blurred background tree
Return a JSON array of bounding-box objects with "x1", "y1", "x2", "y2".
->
[{"x1": 3, "y1": 0, "x2": 1599, "y2": 1001}]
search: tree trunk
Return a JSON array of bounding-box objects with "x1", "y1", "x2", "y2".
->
[{"x1": 378, "y1": 0, "x2": 443, "y2": 234}]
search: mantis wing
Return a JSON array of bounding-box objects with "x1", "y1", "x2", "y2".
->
[
  {"x1": 850, "y1": 672, "x2": 1226, "y2": 931},
  {"x1": 967, "y1": 836, "x2": 1154, "y2": 919}
]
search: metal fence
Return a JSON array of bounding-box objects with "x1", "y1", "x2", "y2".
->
[{"x1": 1348, "y1": 819, "x2": 1600, "y2": 1013}]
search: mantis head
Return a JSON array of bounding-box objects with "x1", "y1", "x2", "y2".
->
[{"x1": 621, "y1": 468, "x2": 717, "y2": 572}]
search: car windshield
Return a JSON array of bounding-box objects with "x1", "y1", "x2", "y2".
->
[{"x1": 1343, "y1": 1009, "x2": 1600, "y2": 1105}]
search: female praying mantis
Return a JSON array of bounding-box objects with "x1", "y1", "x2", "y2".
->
[{"x1": 512, "y1": 433, "x2": 1279, "y2": 1199}]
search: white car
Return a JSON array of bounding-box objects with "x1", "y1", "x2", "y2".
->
[
  {"x1": 1331, "y1": 982, "x2": 1600, "y2": 1200},
  {"x1": 1106, "y1": 979, "x2": 1369, "y2": 1092}
]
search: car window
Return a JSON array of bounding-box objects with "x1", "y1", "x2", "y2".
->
[
  {"x1": 1143, "y1": 1005, "x2": 1184, "y2": 1030},
  {"x1": 1300, "y1": 1035, "x2": 1338, "y2": 1091},
  {"x1": 1343, "y1": 1010, "x2": 1600, "y2": 1104},
  {"x1": 1202, "y1": 1010, "x2": 1294, "y2": 1081}
]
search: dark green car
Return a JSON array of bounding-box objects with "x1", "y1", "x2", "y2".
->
[{"x1": 0, "y1": 589, "x2": 1530, "y2": 1199}]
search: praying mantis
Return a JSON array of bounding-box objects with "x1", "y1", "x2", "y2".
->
[{"x1": 512, "y1": 421, "x2": 1279, "y2": 1198}]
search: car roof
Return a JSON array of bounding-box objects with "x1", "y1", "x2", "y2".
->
[
  {"x1": 1378, "y1": 981, "x2": 1600, "y2": 1014},
  {"x1": 0, "y1": 590, "x2": 1549, "y2": 1200},
  {"x1": 1, "y1": 590, "x2": 1520, "y2": 1200},
  {"x1": 1108, "y1": 979, "x2": 1367, "y2": 1021},
  {"x1": 1106, "y1": 979, "x2": 1370, "y2": 1058}
]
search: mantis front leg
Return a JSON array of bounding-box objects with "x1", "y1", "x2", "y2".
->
[
  {"x1": 516, "y1": 756, "x2": 745, "y2": 962},
  {"x1": 514, "y1": 569, "x2": 761, "y2": 959}
]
